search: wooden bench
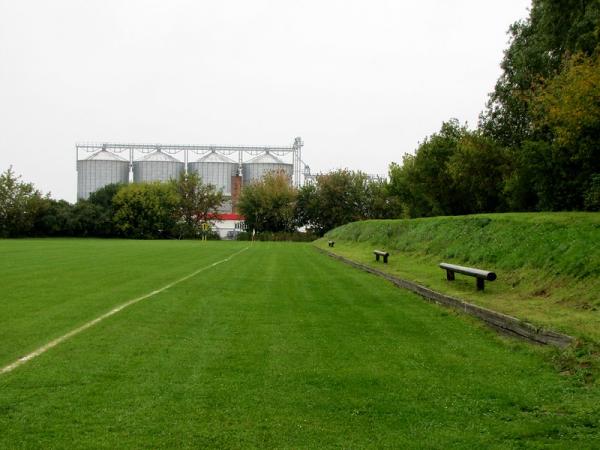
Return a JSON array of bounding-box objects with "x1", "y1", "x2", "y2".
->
[
  {"x1": 328, "y1": 240, "x2": 335, "y2": 248},
  {"x1": 374, "y1": 250, "x2": 389, "y2": 264},
  {"x1": 439, "y1": 262, "x2": 497, "y2": 291}
]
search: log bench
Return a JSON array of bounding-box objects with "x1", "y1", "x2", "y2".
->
[
  {"x1": 439, "y1": 262, "x2": 496, "y2": 291},
  {"x1": 374, "y1": 250, "x2": 389, "y2": 264}
]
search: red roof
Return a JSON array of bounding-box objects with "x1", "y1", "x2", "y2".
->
[{"x1": 207, "y1": 213, "x2": 245, "y2": 221}]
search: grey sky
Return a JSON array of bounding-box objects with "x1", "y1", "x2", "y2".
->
[{"x1": 0, "y1": 0, "x2": 530, "y2": 202}]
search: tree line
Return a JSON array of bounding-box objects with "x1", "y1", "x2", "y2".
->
[
  {"x1": 392, "y1": 0, "x2": 600, "y2": 216},
  {"x1": 0, "y1": 164, "x2": 400, "y2": 239},
  {"x1": 0, "y1": 169, "x2": 224, "y2": 239},
  {"x1": 237, "y1": 170, "x2": 400, "y2": 236}
]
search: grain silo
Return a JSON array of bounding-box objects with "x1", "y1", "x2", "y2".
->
[
  {"x1": 132, "y1": 150, "x2": 184, "y2": 183},
  {"x1": 242, "y1": 152, "x2": 293, "y2": 186},
  {"x1": 188, "y1": 151, "x2": 238, "y2": 195},
  {"x1": 77, "y1": 150, "x2": 130, "y2": 200}
]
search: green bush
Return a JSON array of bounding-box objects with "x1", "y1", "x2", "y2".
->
[
  {"x1": 236, "y1": 231, "x2": 318, "y2": 242},
  {"x1": 584, "y1": 175, "x2": 600, "y2": 211}
]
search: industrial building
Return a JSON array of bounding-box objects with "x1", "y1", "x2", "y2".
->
[
  {"x1": 76, "y1": 138, "x2": 311, "y2": 235},
  {"x1": 76, "y1": 149, "x2": 130, "y2": 201}
]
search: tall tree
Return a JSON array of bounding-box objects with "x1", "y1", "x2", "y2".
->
[
  {"x1": 522, "y1": 50, "x2": 600, "y2": 210},
  {"x1": 81, "y1": 183, "x2": 124, "y2": 237},
  {"x1": 0, "y1": 167, "x2": 44, "y2": 237},
  {"x1": 238, "y1": 171, "x2": 297, "y2": 233},
  {"x1": 480, "y1": 0, "x2": 600, "y2": 148},
  {"x1": 172, "y1": 172, "x2": 224, "y2": 238},
  {"x1": 447, "y1": 132, "x2": 511, "y2": 213},
  {"x1": 296, "y1": 169, "x2": 371, "y2": 235},
  {"x1": 365, "y1": 179, "x2": 404, "y2": 220},
  {"x1": 112, "y1": 182, "x2": 180, "y2": 239},
  {"x1": 388, "y1": 120, "x2": 468, "y2": 217},
  {"x1": 33, "y1": 198, "x2": 75, "y2": 237}
]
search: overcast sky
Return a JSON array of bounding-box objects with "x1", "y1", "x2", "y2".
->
[{"x1": 0, "y1": 0, "x2": 530, "y2": 202}]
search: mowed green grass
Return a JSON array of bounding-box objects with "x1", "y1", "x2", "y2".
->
[
  {"x1": 0, "y1": 239, "x2": 246, "y2": 366},
  {"x1": 1, "y1": 240, "x2": 599, "y2": 448},
  {"x1": 322, "y1": 213, "x2": 600, "y2": 341}
]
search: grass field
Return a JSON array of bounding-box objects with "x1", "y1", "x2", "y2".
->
[
  {"x1": 321, "y1": 213, "x2": 600, "y2": 342},
  {"x1": 1, "y1": 239, "x2": 600, "y2": 448}
]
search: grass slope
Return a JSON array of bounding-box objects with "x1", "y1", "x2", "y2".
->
[
  {"x1": 0, "y1": 239, "x2": 599, "y2": 447},
  {"x1": 320, "y1": 213, "x2": 600, "y2": 341}
]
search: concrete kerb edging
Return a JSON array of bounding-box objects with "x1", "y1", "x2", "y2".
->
[{"x1": 315, "y1": 247, "x2": 574, "y2": 348}]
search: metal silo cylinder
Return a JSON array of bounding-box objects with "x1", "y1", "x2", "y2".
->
[
  {"x1": 242, "y1": 152, "x2": 293, "y2": 186},
  {"x1": 77, "y1": 150, "x2": 130, "y2": 200},
  {"x1": 188, "y1": 151, "x2": 238, "y2": 195},
  {"x1": 132, "y1": 150, "x2": 184, "y2": 183}
]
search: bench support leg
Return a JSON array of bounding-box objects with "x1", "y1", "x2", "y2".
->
[
  {"x1": 477, "y1": 278, "x2": 485, "y2": 291},
  {"x1": 383, "y1": 255, "x2": 388, "y2": 264},
  {"x1": 446, "y1": 270, "x2": 455, "y2": 281},
  {"x1": 375, "y1": 254, "x2": 380, "y2": 262}
]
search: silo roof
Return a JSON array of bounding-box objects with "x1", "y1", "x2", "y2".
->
[
  {"x1": 137, "y1": 150, "x2": 181, "y2": 162},
  {"x1": 196, "y1": 151, "x2": 237, "y2": 164},
  {"x1": 85, "y1": 150, "x2": 128, "y2": 161},
  {"x1": 246, "y1": 152, "x2": 286, "y2": 164}
]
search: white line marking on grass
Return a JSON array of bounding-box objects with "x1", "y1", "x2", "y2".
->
[{"x1": 1, "y1": 246, "x2": 249, "y2": 375}]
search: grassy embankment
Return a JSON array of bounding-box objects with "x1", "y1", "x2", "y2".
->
[
  {"x1": 318, "y1": 212, "x2": 600, "y2": 343},
  {"x1": 1, "y1": 239, "x2": 600, "y2": 447}
]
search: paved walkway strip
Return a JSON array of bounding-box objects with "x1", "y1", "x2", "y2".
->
[{"x1": 1, "y1": 246, "x2": 249, "y2": 375}]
